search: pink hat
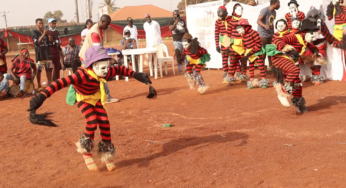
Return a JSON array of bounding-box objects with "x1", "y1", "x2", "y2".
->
[{"x1": 145, "y1": 13, "x2": 150, "y2": 18}]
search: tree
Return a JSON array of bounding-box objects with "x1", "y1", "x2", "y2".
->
[
  {"x1": 43, "y1": 10, "x2": 67, "y2": 24},
  {"x1": 101, "y1": 0, "x2": 117, "y2": 14}
]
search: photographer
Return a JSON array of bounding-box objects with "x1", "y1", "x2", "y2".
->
[
  {"x1": 120, "y1": 29, "x2": 138, "y2": 71},
  {"x1": 169, "y1": 10, "x2": 188, "y2": 74}
]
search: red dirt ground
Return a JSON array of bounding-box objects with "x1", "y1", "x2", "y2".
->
[{"x1": 1, "y1": 41, "x2": 346, "y2": 187}]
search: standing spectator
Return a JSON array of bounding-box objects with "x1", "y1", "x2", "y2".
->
[
  {"x1": 0, "y1": 48, "x2": 37, "y2": 98},
  {"x1": 169, "y1": 10, "x2": 188, "y2": 74},
  {"x1": 121, "y1": 29, "x2": 138, "y2": 70},
  {"x1": 143, "y1": 13, "x2": 163, "y2": 48},
  {"x1": 63, "y1": 37, "x2": 81, "y2": 73},
  {"x1": 32, "y1": 18, "x2": 53, "y2": 89},
  {"x1": 123, "y1": 17, "x2": 138, "y2": 48},
  {"x1": 79, "y1": 15, "x2": 118, "y2": 103},
  {"x1": 257, "y1": 0, "x2": 280, "y2": 72},
  {"x1": 81, "y1": 19, "x2": 93, "y2": 43},
  {"x1": 48, "y1": 18, "x2": 65, "y2": 80},
  {"x1": 0, "y1": 37, "x2": 8, "y2": 77}
]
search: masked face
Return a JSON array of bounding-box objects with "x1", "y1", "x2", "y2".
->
[
  {"x1": 305, "y1": 32, "x2": 316, "y2": 43},
  {"x1": 276, "y1": 21, "x2": 286, "y2": 32},
  {"x1": 333, "y1": 0, "x2": 339, "y2": 5},
  {"x1": 218, "y1": 9, "x2": 227, "y2": 20},
  {"x1": 236, "y1": 26, "x2": 245, "y2": 35},
  {"x1": 92, "y1": 60, "x2": 110, "y2": 77},
  {"x1": 289, "y1": 4, "x2": 297, "y2": 14},
  {"x1": 235, "y1": 6, "x2": 243, "y2": 16},
  {"x1": 292, "y1": 20, "x2": 300, "y2": 29},
  {"x1": 182, "y1": 41, "x2": 190, "y2": 49}
]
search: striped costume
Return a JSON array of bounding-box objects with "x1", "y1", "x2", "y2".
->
[
  {"x1": 327, "y1": 3, "x2": 346, "y2": 41},
  {"x1": 215, "y1": 16, "x2": 233, "y2": 72},
  {"x1": 182, "y1": 46, "x2": 208, "y2": 75},
  {"x1": 41, "y1": 66, "x2": 134, "y2": 142},
  {"x1": 285, "y1": 11, "x2": 305, "y2": 31},
  {"x1": 228, "y1": 13, "x2": 243, "y2": 75}
]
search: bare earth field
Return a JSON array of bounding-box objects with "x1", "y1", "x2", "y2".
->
[{"x1": 1, "y1": 41, "x2": 346, "y2": 188}]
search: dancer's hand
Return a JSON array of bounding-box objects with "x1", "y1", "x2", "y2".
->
[
  {"x1": 133, "y1": 72, "x2": 152, "y2": 84},
  {"x1": 282, "y1": 45, "x2": 295, "y2": 53},
  {"x1": 216, "y1": 46, "x2": 221, "y2": 53},
  {"x1": 241, "y1": 55, "x2": 249, "y2": 62},
  {"x1": 27, "y1": 93, "x2": 46, "y2": 111},
  {"x1": 335, "y1": 3, "x2": 343, "y2": 15}
]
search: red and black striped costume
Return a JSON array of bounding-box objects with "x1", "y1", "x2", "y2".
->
[
  {"x1": 182, "y1": 46, "x2": 208, "y2": 74},
  {"x1": 41, "y1": 66, "x2": 134, "y2": 142},
  {"x1": 321, "y1": 22, "x2": 339, "y2": 44},
  {"x1": 273, "y1": 33, "x2": 317, "y2": 98},
  {"x1": 272, "y1": 30, "x2": 292, "y2": 80},
  {"x1": 285, "y1": 11, "x2": 305, "y2": 31},
  {"x1": 327, "y1": 6, "x2": 346, "y2": 25},
  {"x1": 241, "y1": 26, "x2": 266, "y2": 79},
  {"x1": 215, "y1": 16, "x2": 233, "y2": 72}
]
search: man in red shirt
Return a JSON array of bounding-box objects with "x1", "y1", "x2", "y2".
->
[
  {"x1": 48, "y1": 18, "x2": 65, "y2": 80},
  {"x1": 0, "y1": 48, "x2": 37, "y2": 97},
  {"x1": 0, "y1": 37, "x2": 9, "y2": 76}
]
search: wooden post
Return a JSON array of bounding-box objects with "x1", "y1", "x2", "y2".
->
[
  {"x1": 185, "y1": 0, "x2": 187, "y2": 8},
  {"x1": 75, "y1": 0, "x2": 79, "y2": 23}
]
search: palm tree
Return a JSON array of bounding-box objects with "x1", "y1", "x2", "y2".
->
[{"x1": 102, "y1": 0, "x2": 116, "y2": 14}]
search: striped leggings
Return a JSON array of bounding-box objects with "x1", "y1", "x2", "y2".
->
[
  {"x1": 249, "y1": 55, "x2": 266, "y2": 79},
  {"x1": 221, "y1": 46, "x2": 229, "y2": 72},
  {"x1": 273, "y1": 57, "x2": 302, "y2": 98},
  {"x1": 186, "y1": 63, "x2": 203, "y2": 74},
  {"x1": 77, "y1": 101, "x2": 111, "y2": 142},
  {"x1": 228, "y1": 52, "x2": 244, "y2": 76}
]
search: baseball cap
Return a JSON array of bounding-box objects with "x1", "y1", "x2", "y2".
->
[
  {"x1": 124, "y1": 29, "x2": 131, "y2": 34},
  {"x1": 84, "y1": 46, "x2": 112, "y2": 68},
  {"x1": 48, "y1": 18, "x2": 57, "y2": 23},
  {"x1": 127, "y1": 17, "x2": 133, "y2": 21},
  {"x1": 145, "y1": 13, "x2": 150, "y2": 18}
]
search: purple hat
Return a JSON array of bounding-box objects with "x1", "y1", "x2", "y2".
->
[{"x1": 84, "y1": 46, "x2": 112, "y2": 68}]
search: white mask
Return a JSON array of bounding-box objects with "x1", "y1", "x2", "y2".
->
[
  {"x1": 317, "y1": 19, "x2": 322, "y2": 28},
  {"x1": 292, "y1": 20, "x2": 300, "y2": 29},
  {"x1": 277, "y1": 21, "x2": 286, "y2": 32},
  {"x1": 237, "y1": 26, "x2": 245, "y2": 35},
  {"x1": 289, "y1": 4, "x2": 298, "y2": 14},
  {"x1": 305, "y1": 32, "x2": 316, "y2": 43},
  {"x1": 235, "y1": 6, "x2": 243, "y2": 16},
  {"x1": 92, "y1": 60, "x2": 110, "y2": 77},
  {"x1": 182, "y1": 41, "x2": 189, "y2": 49},
  {"x1": 333, "y1": 0, "x2": 339, "y2": 5}
]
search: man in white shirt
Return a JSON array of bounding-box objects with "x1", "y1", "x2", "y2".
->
[
  {"x1": 143, "y1": 13, "x2": 163, "y2": 48},
  {"x1": 123, "y1": 17, "x2": 138, "y2": 48}
]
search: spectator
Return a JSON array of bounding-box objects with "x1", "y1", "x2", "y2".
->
[
  {"x1": 257, "y1": 0, "x2": 280, "y2": 72},
  {"x1": 63, "y1": 37, "x2": 81, "y2": 73},
  {"x1": 169, "y1": 10, "x2": 188, "y2": 74},
  {"x1": 32, "y1": 18, "x2": 53, "y2": 89},
  {"x1": 79, "y1": 14, "x2": 119, "y2": 103},
  {"x1": 123, "y1": 17, "x2": 138, "y2": 48},
  {"x1": 121, "y1": 29, "x2": 138, "y2": 70},
  {"x1": 48, "y1": 18, "x2": 65, "y2": 80},
  {"x1": 0, "y1": 48, "x2": 37, "y2": 98},
  {"x1": 144, "y1": 13, "x2": 163, "y2": 48},
  {"x1": 0, "y1": 37, "x2": 8, "y2": 77},
  {"x1": 81, "y1": 19, "x2": 93, "y2": 43}
]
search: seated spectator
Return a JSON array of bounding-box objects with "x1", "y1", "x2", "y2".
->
[
  {"x1": 0, "y1": 48, "x2": 37, "y2": 98},
  {"x1": 63, "y1": 37, "x2": 81, "y2": 73},
  {"x1": 121, "y1": 29, "x2": 138, "y2": 71}
]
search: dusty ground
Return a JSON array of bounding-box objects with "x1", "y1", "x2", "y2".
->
[{"x1": 1, "y1": 41, "x2": 346, "y2": 188}]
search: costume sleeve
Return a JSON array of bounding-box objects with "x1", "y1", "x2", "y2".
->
[
  {"x1": 215, "y1": 20, "x2": 220, "y2": 47},
  {"x1": 32, "y1": 31, "x2": 39, "y2": 46},
  {"x1": 104, "y1": 65, "x2": 135, "y2": 80},
  {"x1": 321, "y1": 23, "x2": 338, "y2": 44},
  {"x1": 41, "y1": 69, "x2": 87, "y2": 98},
  {"x1": 199, "y1": 47, "x2": 208, "y2": 56},
  {"x1": 307, "y1": 42, "x2": 318, "y2": 53},
  {"x1": 299, "y1": 11, "x2": 305, "y2": 20},
  {"x1": 285, "y1": 13, "x2": 290, "y2": 22},
  {"x1": 245, "y1": 30, "x2": 262, "y2": 55},
  {"x1": 273, "y1": 35, "x2": 287, "y2": 51},
  {"x1": 91, "y1": 32, "x2": 101, "y2": 46},
  {"x1": 282, "y1": 33, "x2": 298, "y2": 45}
]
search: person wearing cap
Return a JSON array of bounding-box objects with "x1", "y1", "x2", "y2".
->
[
  {"x1": 123, "y1": 17, "x2": 138, "y2": 47},
  {"x1": 143, "y1": 13, "x2": 163, "y2": 48},
  {"x1": 79, "y1": 14, "x2": 118, "y2": 103},
  {"x1": 169, "y1": 10, "x2": 188, "y2": 74},
  {"x1": 48, "y1": 18, "x2": 65, "y2": 81},
  {"x1": 285, "y1": 0, "x2": 305, "y2": 31},
  {"x1": 32, "y1": 18, "x2": 53, "y2": 90},
  {"x1": 121, "y1": 29, "x2": 138, "y2": 70},
  {"x1": 257, "y1": 0, "x2": 280, "y2": 73},
  {"x1": 270, "y1": 19, "x2": 321, "y2": 114},
  {"x1": 63, "y1": 37, "x2": 81, "y2": 73},
  {"x1": 27, "y1": 46, "x2": 153, "y2": 172},
  {"x1": 234, "y1": 19, "x2": 269, "y2": 89},
  {"x1": 0, "y1": 48, "x2": 37, "y2": 98}
]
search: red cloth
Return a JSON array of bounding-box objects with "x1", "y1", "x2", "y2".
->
[
  {"x1": 0, "y1": 39, "x2": 7, "y2": 64},
  {"x1": 0, "y1": 65, "x2": 6, "y2": 74},
  {"x1": 218, "y1": 6, "x2": 227, "y2": 11},
  {"x1": 48, "y1": 30, "x2": 61, "y2": 54},
  {"x1": 10, "y1": 57, "x2": 36, "y2": 79}
]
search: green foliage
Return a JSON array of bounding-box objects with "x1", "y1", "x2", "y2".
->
[{"x1": 43, "y1": 10, "x2": 67, "y2": 24}]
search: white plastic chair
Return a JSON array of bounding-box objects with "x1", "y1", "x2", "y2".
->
[
  {"x1": 61, "y1": 68, "x2": 73, "y2": 77},
  {"x1": 156, "y1": 44, "x2": 175, "y2": 77}
]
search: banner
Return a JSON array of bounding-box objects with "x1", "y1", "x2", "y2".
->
[{"x1": 186, "y1": 1, "x2": 223, "y2": 69}]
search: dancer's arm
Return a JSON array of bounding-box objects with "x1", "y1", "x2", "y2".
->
[
  {"x1": 106, "y1": 66, "x2": 152, "y2": 84},
  {"x1": 215, "y1": 21, "x2": 221, "y2": 52},
  {"x1": 321, "y1": 23, "x2": 339, "y2": 44},
  {"x1": 244, "y1": 30, "x2": 262, "y2": 55}
]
